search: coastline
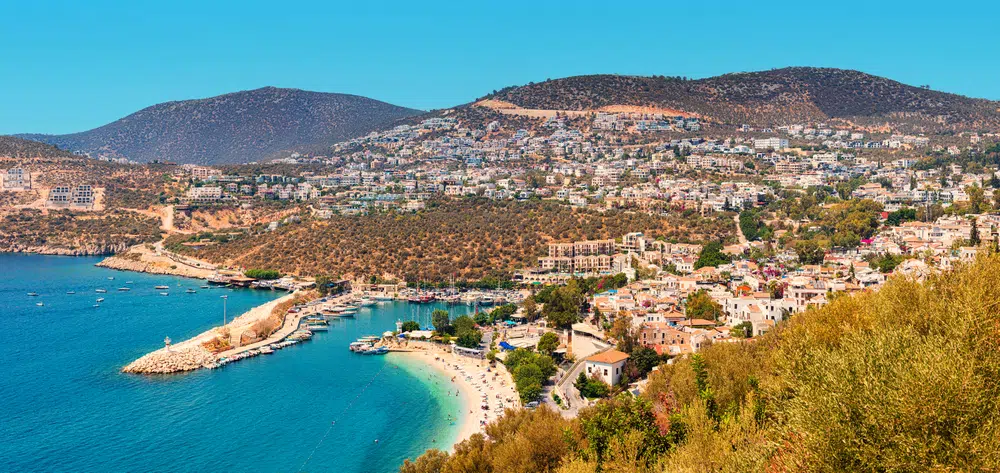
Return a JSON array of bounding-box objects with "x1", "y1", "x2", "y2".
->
[
  {"x1": 96, "y1": 243, "x2": 216, "y2": 279},
  {"x1": 390, "y1": 342, "x2": 519, "y2": 451}
]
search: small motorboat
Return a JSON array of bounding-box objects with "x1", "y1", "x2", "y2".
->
[
  {"x1": 96, "y1": 289, "x2": 107, "y2": 293},
  {"x1": 96, "y1": 297, "x2": 105, "y2": 303},
  {"x1": 159, "y1": 292, "x2": 169, "y2": 296},
  {"x1": 108, "y1": 276, "x2": 115, "y2": 280},
  {"x1": 93, "y1": 303, "x2": 101, "y2": 308},
  {"x1": 186, "y1": 289, "x2": 197, "y2": 294},
  {"x1": 36, "y1": 302, "x2": 44, "y2": 306},
  {"x1": 118, "y1": 287, "x2": 130, "y2": 292},
  {"x1": 200, "y1": 285, "x2": 210, "y2": 289},
  {"x1": 154, "y1": 285, "x2": 170, "y2": 290},
  {"x1": 27, "y1": 292, "x2": 39, "y2": 297}
]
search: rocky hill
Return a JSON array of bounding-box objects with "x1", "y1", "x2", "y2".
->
[
  {"x1": 485, "y1": 67, "x2": 1000, "y2": 130},
  {"x1": 19, "y1": 87, "x2": 422, "y2": 164},
  {"x1": 0, "y1": 135, "x2": 81, "y2": 159}
]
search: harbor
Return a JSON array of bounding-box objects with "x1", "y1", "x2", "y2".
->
[{"x1": 2, "y1": 254, "x2": 473, "y2": 472}]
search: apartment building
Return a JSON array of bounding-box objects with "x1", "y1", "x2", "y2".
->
[
  {"x1": 47, "y1": 185, "x2": 94, "y2": 208},
  {"x1": 2, "y1": 167, "x2": 30, "y2": 190}
]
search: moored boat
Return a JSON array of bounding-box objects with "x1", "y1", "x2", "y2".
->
[
  {"x1": 27, "y1": 292, "x2": 39, "y2": 297},
  {"x1": 96, "y1": 289, "x2": 107, "y2": 293},
  {"x1": 118, "y1": 287, "x2": 130, "y2": 292},
  {"x1": 154, "y1": 285, "x2": 170, "y2": 290}
]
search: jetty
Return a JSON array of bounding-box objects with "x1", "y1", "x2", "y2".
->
[{"x1": 122, "y1": 292, "x2": 355, "y2": 374}]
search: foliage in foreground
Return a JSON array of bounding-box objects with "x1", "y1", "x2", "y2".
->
[{"x1": 400, "y1": 254, "x2": 1000, "y2": 472}]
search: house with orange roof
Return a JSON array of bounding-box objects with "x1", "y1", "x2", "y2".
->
[{"x1": 584, "y1": 349, "x2": 630, "y2": 386}]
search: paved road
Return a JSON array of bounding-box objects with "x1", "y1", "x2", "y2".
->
[{"x1": 552, "y1": 330, "x2": 610, "y2": 418}]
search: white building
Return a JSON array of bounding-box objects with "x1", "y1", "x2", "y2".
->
[
  {"x1": 186, "y1": 186, "x2": 223, "y2": 202},
  {"x1": 753, "y1": 137, "x2": 789, "y2": 150},
  {"x1": 584, "y1": 350, "x2": 629, "y2": 386}
]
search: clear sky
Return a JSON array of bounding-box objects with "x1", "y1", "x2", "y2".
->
[{"x1": 2, "y1": 0, "x2": 997, "y2": 135}]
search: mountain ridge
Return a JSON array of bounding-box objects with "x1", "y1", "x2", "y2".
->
[
  {"x1": 482, "y1": 67, "x2": 1000, "y2": 130},
  {"x1": 18, "y1": 87, "x2": 422, "y2": 165}
]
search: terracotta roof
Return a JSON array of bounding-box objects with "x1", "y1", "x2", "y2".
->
[{"x1": 586, "y1": 350, "x2": 629, "y2": 364}]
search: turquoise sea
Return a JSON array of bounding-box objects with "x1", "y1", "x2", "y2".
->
[{"x1": 0, "y1": 254, "x2": 474, "y2": 473}]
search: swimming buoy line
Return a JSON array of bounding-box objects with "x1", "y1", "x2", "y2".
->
[{"x1": 297, "y1": 361, "x2": 396, "y2": 472}]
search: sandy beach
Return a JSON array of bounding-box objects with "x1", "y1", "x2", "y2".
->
[{"x1": 392, "y1": 342, "x2": 519, "y2": 450}]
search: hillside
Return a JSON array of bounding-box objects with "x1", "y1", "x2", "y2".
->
[
  {"x1": 19, "y1": 87, "x2": 422, "y2": 165},
  {"x1": 486, "y1": 67, "x2": 1000, "y2": 130},
  {"x1": 165, "y1": 199, "x2": 735, "y2": 282},
  {"x1": 0, "y1": 135, "x2": 81, "y2": 159},
  {"x1": 401, "y1": 254, "x2": 1000, "y2": 473}
]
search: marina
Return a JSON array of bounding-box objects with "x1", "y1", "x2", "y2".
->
[{"x1": 2, "y1": 253, "x2": 497, "y2": 473}]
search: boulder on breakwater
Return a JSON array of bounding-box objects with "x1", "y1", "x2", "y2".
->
[{"x1": 122, "y1": 346, "x2": 218, "y2": 374}]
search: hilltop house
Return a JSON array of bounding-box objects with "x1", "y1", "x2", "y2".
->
[{"x1": 584, "y1": 350, "x2": 629, "y2": 386}]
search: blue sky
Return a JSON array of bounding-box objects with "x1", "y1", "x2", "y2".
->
[{"x1": 2, "y1": 0, "x2": 997, "y2": 135}]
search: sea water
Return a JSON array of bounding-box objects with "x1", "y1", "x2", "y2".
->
[{"x1": 0, "y1": 254, "x2": 473, "y2": 472}]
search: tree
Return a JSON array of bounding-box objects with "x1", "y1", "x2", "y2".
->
[
  {"x1": 543, "y1": 283, "x2": 584, "y2": 329},
  {"x1": 522, "y1": 297, "x2": 538, "y2": 322},
  {"x1": 401, "y1": 320, "x2": 420, "y2": 332},
  {"x1": 456, "y1": 330, "x2": 483, "y2": 349},
  {"x1": 432, "y1": 309, "x2": 450, "y2": 334},
  {"x1": 966, "y1": 185, "x2": 985, "y2": 214},
  {"x1": 315, "y1": 275, "x2": 332, "y2": 296},
  {"x1": 685, "y1": 290, "x2": 722, "y2": 321},
  {"x1": 795, "y1": 239, "x2": 826, "y2": 265},
  {"x1": 537, "y1": 332, "x2": 560, "y2": 355},
  {"x1": 609, "y1": 314, "x2": 639, "y2": 353},
  {"x1": 514, "y1": 364, "x2": 544, "y2": 402},
  {"x1": 574, "y1": 372, "x2": 610, "y2": 399},
  {"x1": 970, "y1": 219, "x2": 981, "y2": 246},
  {"x1": 731, "y1": 321, "x2": 753, "y2": 338},
  {"x1": 245, "y1": 268, "x2": 281, "y2": 280},
  {"x1": 694, "y1": 241, "x2": 731, "y2": 269},
  {"x1": 453, "y1": 315, "x2": 476, "y2": 335},
  {"x1": 629, "y1": 346, "x2": 661, "y2": 377}
]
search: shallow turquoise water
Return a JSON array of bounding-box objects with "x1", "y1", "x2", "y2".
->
[{"x1": 0, "y1": 254, "x2": 473, "y2": 472}]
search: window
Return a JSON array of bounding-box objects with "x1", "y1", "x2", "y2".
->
[{"x1": 603, "y1": 369, "x2": 608, "y2": 376}]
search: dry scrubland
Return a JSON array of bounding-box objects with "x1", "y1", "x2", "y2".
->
[{"x1": 168, "y1": 199, "x2": 735, "y2": 281}]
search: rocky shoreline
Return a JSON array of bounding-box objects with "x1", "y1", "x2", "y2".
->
[
  {"x1": 0, "y1": 242, "x2": 130, "y2": 256},
  {"x1": 96, "y1": 254, "x2": 212, "y2": 279},
  {"x1": 95, "y1": 244, "x2": 216, "y2": 279}
]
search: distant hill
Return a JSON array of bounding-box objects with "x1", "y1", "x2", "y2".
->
[
  {"x1": 19, "y1": 87, "x2": 422, "y2": 164},
  {"x1": 0, "y1": 135, "x2": 81, "y2": 159},
  {"x1": 485, "y1": 67, "x2": 1000, "y2": 130}
]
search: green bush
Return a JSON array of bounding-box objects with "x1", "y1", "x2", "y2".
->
[{"x1": 244, "y1": 268, "x2": 281, "y2": 280}]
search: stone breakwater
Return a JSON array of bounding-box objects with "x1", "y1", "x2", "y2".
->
[{"x1": 122, "y1": 346, "x2": 218, "y2": 374}]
